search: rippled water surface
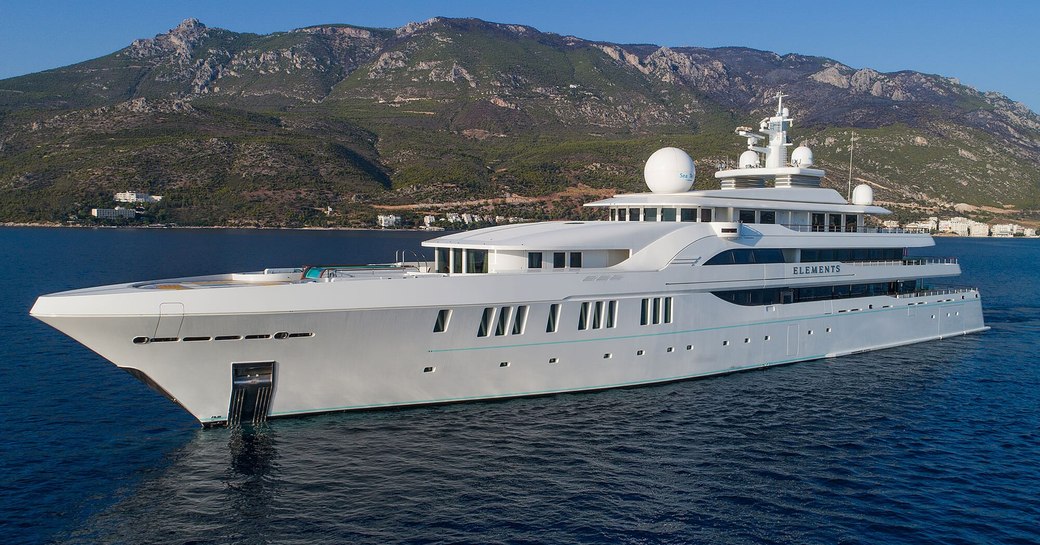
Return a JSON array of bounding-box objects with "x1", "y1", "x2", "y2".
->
[{"x1": 2, "y1": 230, "x2": 1037, "y2": 545}]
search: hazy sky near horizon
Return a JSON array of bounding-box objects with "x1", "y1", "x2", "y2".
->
[{"x1": 0, "y1": 0, "x2": 1035, "y2": 112}]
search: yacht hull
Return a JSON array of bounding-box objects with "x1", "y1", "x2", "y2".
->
[{"x1": 32, "y1": 287, "x2": 986, "y2": 426}]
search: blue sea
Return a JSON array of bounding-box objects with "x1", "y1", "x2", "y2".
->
[{"x1": 1, "y1": 228, "x2": 1037, "y2": 545}]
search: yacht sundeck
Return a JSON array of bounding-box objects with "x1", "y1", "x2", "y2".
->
[{"x1": 31, "y1": 95, "x2": 987, "y2": 426}]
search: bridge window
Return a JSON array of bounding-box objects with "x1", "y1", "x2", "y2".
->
[
  {"x1": 760, "y1": 211, "x2": 776, "y2": 224},
  {"x1": 569, "y1": 252, "x2": 582, "y2": 268},
  {"x1": 629, "y1": 208, "x2": 641, "y2": 221},
  {"x1": 528, "y1": 252, "x2": 543, "y2": 269},
  {"x1": 661, "y1": 208, "x2": 676, "y2": 222},
  {"x1": 681, "y1": 208, "x2": 696, "y2": 222},
  {"x1": 644, "y1": 208, "x2": 658, "y2": 222},
  {"x1": 618, "y1": 208, "x2": 627, "y2": 221},
  {"x1": 553, "y1": 252, "x2": 566, "y2": 268},
  {"x1": 739, "y1": 209, "x2": 756, "y2": 223},
  {"x1": 466, "y1": 249, "x2": 488, "y2": 274},
  {"x1": 452, "y1": 248, "x2": 463, "y2": 273},
  {"x1": 435, "y1": 247, "x2": 450, "y2": 273},
  {"x1": 701, "y1": 208, "x2": 713, "y2": 222}
]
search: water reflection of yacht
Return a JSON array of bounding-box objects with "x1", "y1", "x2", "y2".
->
[{"x1": 31, "y1": 95, "x2": 986, "y2": 427}]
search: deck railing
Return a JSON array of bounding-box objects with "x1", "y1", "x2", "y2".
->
[
  {"x1": 780, "y1": 224, "x2": 930, "y2": 234},
  {"x1": 846, "y1": 257, "x2": 959, "y2": 266},
  {"x1": 894, "y1": 287, "x2": 978, "y2": 299}
]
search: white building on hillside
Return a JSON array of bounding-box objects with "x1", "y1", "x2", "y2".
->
[
  {"x1": 115, "y1": 191, "x2": 163, "y2": 203},
  {"x1": 376, "y1": 214, "x2": 402, "y2": 228},
  {"x1": 92, "y1": 207, "x2": 136, "y2": 219}
]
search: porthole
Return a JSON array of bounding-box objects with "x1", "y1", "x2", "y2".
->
[
  {"x1": 686, "y1": 345, "x2": 693, "y2": 351},
  {"x1": 273, "y1": 331, "x2": 289, "y2": 339},
  {"x1": 549, "y1": 357, "x2": 558, "y2": 364},
  {"x1": 636, "y1": 350, "x2": 645, "y2": 356},
  {"x1": 666, "y1": 347, "x2": 674, "y2": 353},
  {"x1": 132, "y1": 336, "x2": 149, "y2": 345},
  {"x1": 764, "y1": 335, "x2": 770, "y2": 341},
  {"x1": 723, "y1": 340, "x2": 729, "y2": 346},
  {"x1": 215, "y1": 335, "x2": 240, "y2": 341},
  {"x1": 603, "y1": 353, "x2": 612, "y2": 359},
  {"x1": 244, "y1": 334, "x2": 270, "y2": 340},
  {"x1": 826, "y1": 328, "x2": 831, "y2": 333},
  {"x1": 744, "y1": 338, "x2": 750, "y2": 343},
  {"x1": 808, "y1": 330, "x2": 814, "y2": 335},
  {"x1": 182, "y1": 336, "x2": 211, "y2": 342},
  {"x1": 499, "y1": 361, "x2": 510, "y2": 368},
  {"x1": 423, "y1": 366, "x2": 435, "y2": 373}
]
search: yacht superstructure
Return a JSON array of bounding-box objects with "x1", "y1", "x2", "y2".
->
[{"x1": 30, "y1": 95, "x2": 987, "y2": 426}]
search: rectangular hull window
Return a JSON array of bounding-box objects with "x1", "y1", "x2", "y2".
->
[
  {"x1": 578, "y1": 302, "x2": 590, "y2": 330},
  {"x1": 433, "y1": 309, "x2": 452, "y2": 333},
  {"x1": 546, "y1": 304, "x2": 560, "y2": 333},
  {"x1": 512, "y1": 306, "x2": 528, "y2": 335},
  {"x1": 495, "y1": 306, "x2": 511, "y2": 336},
  {"x1": 478, "y1": 307, "x2": 494, "y2": 337}
]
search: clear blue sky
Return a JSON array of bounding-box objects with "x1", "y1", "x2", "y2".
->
[{"x1": 0, "y1": 0, "x2": 1035, "y2": 112}]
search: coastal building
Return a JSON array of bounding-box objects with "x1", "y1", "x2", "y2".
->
[
  {"x1": 376, "y1": 214, "x2": 402, "y2": 228},
  {"x1": 114, "y1": 191, "x2": 163, "y2": 204},
  {"x1": 968, "y1": 222, "x2": 989, "y2": 237},
  {"x1": 91, "y1": 207, "x2": 136, "y2": 219}
]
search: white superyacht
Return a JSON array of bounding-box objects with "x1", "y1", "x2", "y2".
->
[{"x1": 31, "y1": 96, "x2": 987, "y2": 426}]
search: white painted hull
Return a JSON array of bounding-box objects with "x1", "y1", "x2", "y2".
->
[{"x1": 33, "y1": 276, "x2": 986, "y2": 426}]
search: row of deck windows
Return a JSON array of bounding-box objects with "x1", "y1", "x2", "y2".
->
[
  {"x1": 611, "y1": 207, "x2": 713, "y2": 222},
  {"x1": 529, "y1": 251, "x2": 582, "y2": 269},
  {"x1": 704, "y1": 247, "x2": 906, "y2": 265},
  {"x1": 433, "y1": 299, "x2": 676, "y2": 335},
  {"x1": 476, "y1": 305, "x2": 530, "y2": 337},
  {"x1": 712, "y1": 280, "x2": 922, "y2": 306},
  {"x1": 639, "y1": 297, "x2": 673, "y2": 325},
  {"x1": 608, "y1": 207, "x2": 861, "y2": 230},
  {"x1": 435, "y1": 248, "x2": 489, "y2": 274},
  {"x1": 578, "y1": 300, "x2": 618, "y2": 331}
]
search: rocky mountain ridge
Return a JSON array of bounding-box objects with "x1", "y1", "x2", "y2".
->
[{"x1": 0, "y1": 17, "x2": 1037, "y2": 225}]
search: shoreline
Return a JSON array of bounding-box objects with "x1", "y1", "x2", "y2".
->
[{"x1": 0, "y1": 222, "x2": 444, "y2": 232}]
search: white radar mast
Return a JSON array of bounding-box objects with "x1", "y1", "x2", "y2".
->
[{"x1": 715, "y1": 91, "x2": 826, "y2": 190}]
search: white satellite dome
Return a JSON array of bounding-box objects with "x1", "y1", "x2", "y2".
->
[
  {"x1": 739, "y1": 150, "x2": 760, "y2": 169},
  {"x1": 791, "y1": 145, "x2": 814, "y2": 167},
  {"x1": 644, "y1": 147, "x2": 695, "y2": 193},
  {"x1": 851, "y1": 183, "x2": 874, "y2": 206}
]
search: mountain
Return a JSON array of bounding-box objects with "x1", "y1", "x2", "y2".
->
[{"x1": 1, "y1": 17, "x2": 1038, "y2": 226}]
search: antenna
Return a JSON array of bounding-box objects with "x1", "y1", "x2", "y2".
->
[
  {"x1": 775, "y1": 90, "x2": 787, "y2": 115},
  {"x1": 847, "y1": 131, "x2": 857, "y2": 200}
]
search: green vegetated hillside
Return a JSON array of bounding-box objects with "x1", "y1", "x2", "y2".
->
[{"x1": 0, "y1": 17, "x2": 1037, "y2": 226}]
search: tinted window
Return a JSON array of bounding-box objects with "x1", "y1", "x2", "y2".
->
[
  {"x1": 553, "y1": 252, "x2": 566, "y2": 268},
  {"x1": 661, "y1": 208, "x2": 676, "y2": 222},
  {"x1": 739, "y1": 210, "x2": 756, "y2": 223},
  {"x1": 644, "y1": 208, "x2": 658, "y2": 222},
  {"x1": 753, "y1": 249, "x2": 785, "y2": 263},
  {"x1": 528, "y1": 252, "x2": 542, "y2": 269},
  {"x1": 760, "y1": 211, "x2": 776, "y2": 224},
  {"x1": 681, "y1": 208, "x2": 696, "y2": 222},
  {"x1": 731, "y1": 249, "x2": 754, "y2": 264}
]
